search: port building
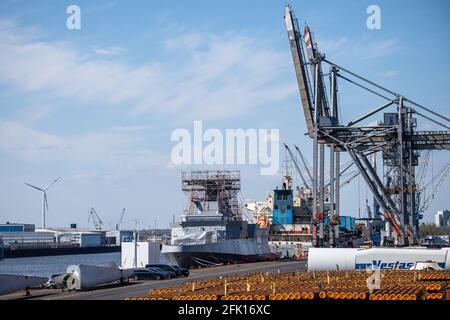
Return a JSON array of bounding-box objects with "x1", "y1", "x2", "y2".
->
[{"x1": 435, "y1": 210, "x2": 450, "y2": 227}]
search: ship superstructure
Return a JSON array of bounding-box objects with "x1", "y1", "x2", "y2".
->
[{"x1": 162, "y1": 171, "x2": 276, "y2": 268}]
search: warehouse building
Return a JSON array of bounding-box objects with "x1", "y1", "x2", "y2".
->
[{"x1": 0, "y1": 223, "x2": 35, "y2": 232}]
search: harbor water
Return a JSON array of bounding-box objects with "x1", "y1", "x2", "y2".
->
[
  {"x1": 0, "y1": 252, "x2": 167, "y2": 278},
  {"x1": 0, "y1": 253, "x2": 121, "y2": 278}
]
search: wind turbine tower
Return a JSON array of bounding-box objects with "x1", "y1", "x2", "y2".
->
[{"x1": 24, "y1": 177, "x2": 61, "y2": 229}]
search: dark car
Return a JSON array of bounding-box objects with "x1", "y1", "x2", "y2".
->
[
  {"x1": 147, "y1": 265, "x2": 178, "y2": 278},
  {"x1": 170, "y1": 265, "x2": 189, "y2": 277},
  {"x1": 146, "y1": 264, "x2": 183, "y2": 277},
  {"x1": 131, "y1": 268, "x2": 170, "y2": 280}
]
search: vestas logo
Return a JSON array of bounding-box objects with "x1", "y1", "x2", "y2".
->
[{"x1": 356, "y1": 260, "x2": 414, "y2": 270}]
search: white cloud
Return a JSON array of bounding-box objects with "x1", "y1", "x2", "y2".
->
[
  {"x1": 15, "y1": 105, "x2": 51, "y2": 125},
  {"x1": 165, "y1": 33, "x2": 203, "y2": 51},
  {"x1": 0, "y1": 121, "x2": 167, "y2": 174},
  {"x1": 93, "y1": 46, "x2": 128, "y2": 56},
  {"x1": 318, "y1": 37, "x2": 348, "y2": 54},
  {"x1": 112, "y1": 125, "x2": 153, "y2": 132},
  {"x1": 84, "y1": 0, "x2": 120, "y2": 14},
  {"x1": 0, "y1": 121, "x2": 65, "y2": 152},
  {"x1": 0, "y1": 20, "x2": 295, "y2": 123},
  {"x1": 317, "y1": 36, "x2": 400, "y2": 61},
  {"x1": 377, "y1": 70, "x2": 400, "y2": 78}
]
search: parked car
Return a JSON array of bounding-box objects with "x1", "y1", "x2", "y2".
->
[
  {"x1": 146, "y1": 267, "x2": 173, "y2": 279},
  {"x1": 149, "y1": 266, "x2": 178, "y2": 278},
  {"x1": 147, "y1": 264, "x2": 185, "y2": 277},
  {"x1": 170, "y1": 265, "x2": 189, "y2": 277},
  {"x1": 145, "y1": 264, "x2": 184, "y2": 277},
  {"x1": 131, "y1": 268, "x2": 170, "y2": 280}
]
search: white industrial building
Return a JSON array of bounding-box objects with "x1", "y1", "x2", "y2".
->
[
  {"x1": 121, "y1": 241, "x2": 160, "y2": 269},
  {"x1": 36, "y1": 228, "x2": 104, "y2": 248},
  {"x1": 0, "y1": 222, "x2": 131, "y2": 249},
  {"x1": 0, "y1": 232, "x2": 55, "y2": 248},
  {"x1": 435, "y1": 210, "x2": 450, "y2": 227}
]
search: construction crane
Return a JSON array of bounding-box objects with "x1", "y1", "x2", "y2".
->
[
  {"x1": 115, "y1": 208, "x2": 126, "y2": 231},
  {"x1": 88, "y1": 207, "x2": 103, "y2": 230}
]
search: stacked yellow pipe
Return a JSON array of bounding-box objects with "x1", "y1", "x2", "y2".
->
[{"x1": 125, "y1": 269, "x2": 450, "y2": 301}]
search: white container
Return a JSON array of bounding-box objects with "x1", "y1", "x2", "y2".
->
[
  {"x1": 121, "y1": 241, "x2": 161, "y2": 269},
  {"x1": 307, "y1": 248, "x2": 358, "y2": 271},
  {"x1": 307, "y1": 247, "x2": 450, "y2": 271}
]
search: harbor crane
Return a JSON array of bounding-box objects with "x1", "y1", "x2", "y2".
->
[
  {"x1": 416, "y1": 162, "x2": 450, "y2": 214},
  {"x1": 284, "y1": 143, "x2": 311, "y2": 189},
  {"x1": 116, "y1": 208, "x2": 126, "y2": 231},
  {"x1": 88, "y1": 207, "x2": 103, "y2": 230},
  {"x1": 284, "y1": 4, "x2": 450, "y2": 246},
  {"x1": 284, "y1": 143, "x2": 360, "y2": 201},
  {"x1": 294, "y1": 145, "x2": 313, "y2": 183}
]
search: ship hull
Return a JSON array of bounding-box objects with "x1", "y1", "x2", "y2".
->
[{"x1": 162, "y1": 239, "x2": 277, "y2": 269}]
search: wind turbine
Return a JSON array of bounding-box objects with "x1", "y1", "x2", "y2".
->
[{"x1": 24, "y1": 177, "x2": 61, "y2": 229}]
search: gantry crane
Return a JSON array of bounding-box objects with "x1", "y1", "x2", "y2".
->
[{"x1": 284, "y1": 4, "x2": 450, "y2": 246}]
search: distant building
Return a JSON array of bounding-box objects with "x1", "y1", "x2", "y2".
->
[
  {"x1": 0, "y1": 223, "x2": 35, "y2": 233},
  {"x1": 0, "y1": 232, "x2": 55, "y2": 248},
  {"x1": 37, "y1": 228, "x2": 106, "y2": 248},
  {"x1": 435, "y1": 210, "x2": 450, "y2": 227},
  {"x1": 106, "y1": 230, "x2": 134, "y2": 246}
]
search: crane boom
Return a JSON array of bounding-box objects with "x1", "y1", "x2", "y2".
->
[
  {"x1": 303, "y1": 26, "x2": 330, "y2": 117},
  {"x1": 294, "y1": 145, "x2": 313, "y2": 183},
  {"x1": 418, "y1": 162, "x2": 450, "y2": 213},
  {"x1": 284, "y1": 5, "x2": 315, "y2": 137},
  {"x1": 116, "y1": 208, "x2": 126, "y2": 230},
  {"x1": 284, "y1": 143, "x2": 310, "y2": 189},
  {"x1": 417, "y1": 150, "x2": 431, "y2": 187},
  {"x1": 339, "y1": 171, "x2": 360, "y2": 188}
]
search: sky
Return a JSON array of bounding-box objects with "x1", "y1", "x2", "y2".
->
[{"x1": 0, "y1": 0, "x2": 449, "y2": 230}]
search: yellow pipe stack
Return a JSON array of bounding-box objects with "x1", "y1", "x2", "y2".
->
[{"x1": 124, "y1": 270, "x2": 450, "y2": 301}]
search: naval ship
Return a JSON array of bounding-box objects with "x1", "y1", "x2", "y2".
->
[{"x1": 162, "y1": 171, "x2": 277, "y2": 268}]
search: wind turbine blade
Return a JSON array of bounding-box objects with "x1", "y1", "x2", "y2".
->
[
  {"x1": 24, "y1": 183, "x2": 44, "y2": 192},
  {"x1": 44, "y1": 177, "x2": 61, "y2": 191}
]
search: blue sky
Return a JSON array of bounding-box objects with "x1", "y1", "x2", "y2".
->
[{"x1": 0, "y1": 0, "x2": 449, "y2": 229}]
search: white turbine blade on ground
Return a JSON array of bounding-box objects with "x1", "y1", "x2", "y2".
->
[
  {"x1": 24, "y1": 183, "x2": 44, "y2": 192},
  {"x1": 44, "y1": 177, "x2": 61, "y2": 191}
]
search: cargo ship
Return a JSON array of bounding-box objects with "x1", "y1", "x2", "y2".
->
[
  {"x1": 244, "y1": 150, "x2": 367, "y2": 257},
  {"x1": 161, "y1": 171, "x2": 277, "y2": 268}
]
